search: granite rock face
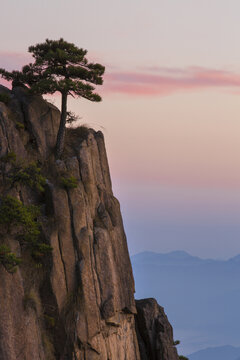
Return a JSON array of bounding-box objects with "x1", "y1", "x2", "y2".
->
[
  {"x1": 135, "y1": 299, "x2": 179, "y2": 360},
  {"x1": 0, "y1": 85, "x2": 178, "y2": 360}
]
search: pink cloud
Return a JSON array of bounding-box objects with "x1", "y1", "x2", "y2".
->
[
  {"x1": 1, "y1": 54, "x2": 240, "y2": 98},
  {"x1": 102, "y1": 67, "x2": 240, "y2": 96},
  {"x1": 0, "y1": 51, "x2": 32, "y2": 71},
  {"x1": 0, "y1": 51, "x2": 33, "y2": 88}
]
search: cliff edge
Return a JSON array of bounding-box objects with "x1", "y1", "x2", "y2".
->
[{"x1": 0, "y1": 85, "x2": 179, "y2": 360}]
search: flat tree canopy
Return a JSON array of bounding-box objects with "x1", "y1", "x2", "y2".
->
[{"x1": 0, "y1": 38, "x2": 105, "y2": 157}]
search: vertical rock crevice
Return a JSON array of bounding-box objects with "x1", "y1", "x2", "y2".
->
[
  {"x1": 57, "y1": 232, "x2": 69, "y2": 292},
  {"x1": 0, "y1": 85, "x2": 179, "y2": 360}
]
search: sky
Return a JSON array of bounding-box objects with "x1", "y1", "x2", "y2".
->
[{"x1": 1, "y1": 0, "x2": 240, "y2": 259}]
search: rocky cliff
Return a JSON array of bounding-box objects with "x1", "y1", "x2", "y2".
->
[{"x1": 0, "y1": 85, "x2": 179, "y2": 360}]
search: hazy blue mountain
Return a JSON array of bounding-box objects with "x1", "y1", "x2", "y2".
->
[
  {"x1": 188, "y1": 345, "x2": 240, "y2": 360},
  {"x1": 229, "y1": 254, "x2": 240, "y2": 263},
  {"x1": 131, "y1": 251, "x2": 240, "y2": 354}
]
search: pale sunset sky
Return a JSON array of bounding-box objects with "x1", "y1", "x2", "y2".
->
[{"x1": 1, "y1": 0, "x2": 240, "y2": 259}]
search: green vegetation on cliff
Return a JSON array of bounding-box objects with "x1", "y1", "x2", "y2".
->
[
  {"x1": 0, "y1": 195, "x2": 51, "y2": 272},
  {"x1": 60, "y1": 175, "x2": 78, "y2": 189},
  {"x1": 0, "y1": 195, "x2": 40, "y2": 240},
  {"x1": 7, "y1": 161, "x2": 46, "y2": 192},
  {"x1": 0, "y1": 153, "x2": 46, "y2": 192},
  {"x1": 0, "y1": 244, "x2": 21, "y2": 273}
]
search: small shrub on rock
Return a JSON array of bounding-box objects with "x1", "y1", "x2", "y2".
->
[
  {"x1": 0, "y1": 154, "x2": 46, "y2": 193},
  {"x1": 0, "y1": 151, "x2": 16, "y2": 164},
  {"x1": 43, "y1": 314, "x2": 56, "y2": 328},
  {"x1": 0, "y1": 196, "x2": 51, "y2": 260},
  {"x1": 66, "y1": 111, "x2": 81, "y2": 125},
  {"x1": 15, "y1": 121, "x2": 25, "y2": 130},
  {"x1": 0, "y1": 196, "x2": 40, "y2": 239},
  {"x1": 60, "y1": 175, "x2": 78, "y2": 189},
  {"x1": 23, "y1": 290, "x2": 40, "y2": 312},
  {"x1": 32, "y1": 242, "x2": 52, "y2": 260},
  {"x1": 173, "y1": 340, "x2": 180, "y2": 346},
  {"x1": 8, "y1": 161, "x2": 46, "y2": 192},
  {"x1": 0, "y1": 244, "x2": 21, "y2": 273}
]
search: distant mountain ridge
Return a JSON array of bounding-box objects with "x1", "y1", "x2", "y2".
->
[
  {"x1": 188, "y1": 345, "x2": 240, "y2": 360},
  {"x1": 131, "y1": 250, "x2": 240, "y2": 355},
  {"x1": 229, "y1": 254, "x2": 240, "y2": 263},
  {"x1": 132, "y1": 249, "x2": 240, "y2": 263},
  {"x1": 132, "y1": 250, "x2": 208, "y2": 264}
]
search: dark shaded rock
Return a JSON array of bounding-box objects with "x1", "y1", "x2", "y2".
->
[
  {"x1": 136, "y1": 298, "x2": 179, "y2": 360},
  {"x1": 0, "y1": 85, "x2": 11, "y2": 95}
]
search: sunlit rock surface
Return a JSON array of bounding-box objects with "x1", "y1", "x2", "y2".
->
[{"x1": 0, "y1": 85, "x2": 178, "y2": 360}]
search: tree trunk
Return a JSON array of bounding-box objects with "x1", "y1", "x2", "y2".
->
[{"x1": 56, "y1": 92, "x2": 67, "y2": 158}]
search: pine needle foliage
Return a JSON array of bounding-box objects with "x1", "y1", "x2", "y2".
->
[
  {"x1": 0, "y1": 38, "x2": 105, "y2": 157},
  {"x1": 0, "y1": 154, "x2": 46, "y2": 193},
  {"x1": 0, "y1": 151, "x2": 16, "y2": 164},
  {"x1": 60, "y1": 175, "x2": 78, "y2": 189},
  {"x1": 66, "y1": 111, "x2": 81, "y2": 125},
  {"x1": 0, "y1": 244, "x2": 21, "y2": 273},
  {"x1": 0, "y1": 196, "x2": 52, "y2": 265},
  {"x1": 8, "y1": 161, "x2": 46, "y2": 192},
  {"x1": 0, "y1": 196, "x2": 40, "y2": 243}
]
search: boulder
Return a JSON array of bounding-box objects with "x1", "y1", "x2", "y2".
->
[{"x1": 136, "y1": 298, "x2": 179, "y2": 360}]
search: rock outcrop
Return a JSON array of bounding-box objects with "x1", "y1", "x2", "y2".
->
[
  {"x1": 0, "y1": 85, "x2": 178, "y2": 360},
  {"x1": 135, "y1": 299, "x2": 179, "y2": 360}
]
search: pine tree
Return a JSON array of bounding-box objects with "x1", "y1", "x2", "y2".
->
[{"x1": 0, "y1": 39, "x2": 105, "y2": 157}]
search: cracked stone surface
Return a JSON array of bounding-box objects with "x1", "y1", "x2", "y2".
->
[{"x1": 0, "y1": 85, "x2": 178, "y2": 360}]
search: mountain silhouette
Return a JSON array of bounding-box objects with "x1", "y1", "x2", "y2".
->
[
  {"x1": 188, "y1": 345, "x2": 240, "y2": 360},
  {"x1": 131, "y1": 251, "x2": 240, "y2": 354}
]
